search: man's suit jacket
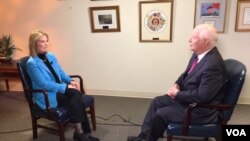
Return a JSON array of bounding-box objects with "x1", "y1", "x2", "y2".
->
[
  {"x1": 175, "y1": 47, "x2": 227, "y2": 123},
  {"x1": 26, "y1": 52, "x2": 72, "y2": 109}
]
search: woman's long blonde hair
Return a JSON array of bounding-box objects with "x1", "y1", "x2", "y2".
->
[{"x1": 29, "y1": 30, "x2": 49, "y2": 57}]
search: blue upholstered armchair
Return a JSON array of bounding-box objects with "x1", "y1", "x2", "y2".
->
[
  {"x1": 17, "y1": 56, "x2": 96, "y2": 141},
  {"x1": 167, "y1": 59, "x2": 247, "y2": 141}
]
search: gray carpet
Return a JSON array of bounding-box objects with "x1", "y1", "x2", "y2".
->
[
  {"x1": 0, "y1": 92, "x2": 148, "y2": 141},
  {"x1": 0, "y1": 91, "x2": 249, "y2": 141}
]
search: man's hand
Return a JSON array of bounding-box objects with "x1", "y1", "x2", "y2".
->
[{"x1": 167, "y1": 83, "x2": 180, "y2": 99}]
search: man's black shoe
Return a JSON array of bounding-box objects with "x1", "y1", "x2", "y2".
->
[{"x1": 127, "y1": 136, "x2": 146, "y2": 141}]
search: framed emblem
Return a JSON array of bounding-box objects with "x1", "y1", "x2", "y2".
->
[{"x1": 139, "y1": 1, "x2": 173, "y2": 42}]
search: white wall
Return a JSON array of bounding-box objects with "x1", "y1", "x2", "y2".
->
[{"x1": 0, "y1": 0, "x2": 249, "y2": 104}]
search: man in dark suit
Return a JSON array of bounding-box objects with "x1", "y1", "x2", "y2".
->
[{"x1": 127, "y1": 24, "x2": 227, "y2": 141}]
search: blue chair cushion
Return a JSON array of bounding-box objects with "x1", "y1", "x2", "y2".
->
[
  {"x1": 33, "y1": 106, "x2": 70, "y2": 122},
  {"x1": 50, "y1": 107, "x2": 70, "y2": 122},
  {"x1": 82, "y1": 94, "x2": 94, "y2": 107},
  {"x1": 167, "y1": 123, "x2": 219, "y2": 137},
  {"x1": 32, "y1": 94, "x2": 94, "y2": 123}
]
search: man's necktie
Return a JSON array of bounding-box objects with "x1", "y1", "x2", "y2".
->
[{"x1": 188, "y1": 57, "x2": 199, "y2": 74}]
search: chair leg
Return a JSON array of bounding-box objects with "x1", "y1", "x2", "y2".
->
[
  {"x1": 58, "y1": 123, "x2": 65, "y2": 141},
  {"x1": 31, "y1": 117, "x2": 37, "y2": 139},
  {"x1": 5, "y1": 79, "x2": 9, "y2": 91},
  {"x1": 167, "y1": 134, "x2": 172, "y2": 141},
  {"x1": 215, "y1": 135, "x2": 221, "y2": 141},
  {"x1": 216, "y1": 126, "x2": 222, "y2": 141},
  {"x1": 90, "y1": 105, "x2": 96, "y2": 131}
]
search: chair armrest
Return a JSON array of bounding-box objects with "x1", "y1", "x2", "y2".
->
[
  {"x1": 190, "y1": 103, "x2": 232, "y2": 110},
  {"x1": 183, "y1": 103, "x2": 233, "y2": 135},
  {"x1": 69, "y1": 75, "x2": 85, "y2": 94},
  {"x1": 24, "y1": 88, "x2": 54, "y2": 118}
]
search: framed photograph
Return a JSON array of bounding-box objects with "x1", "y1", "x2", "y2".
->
[
  {"x1": 235, "y1": 0, "x2": 250, "y2": 32},
  {"x1": 139, "y1": 1, "x2": 173, "y2": 42},
  {"x1": 89, "y1": 6, "x2": 120, "y2": 32},
  {"x1": 194, "y1": 0, "x2": 227, "y2": 33}
]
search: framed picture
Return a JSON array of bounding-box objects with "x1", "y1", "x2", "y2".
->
[
  {"x1": 235, "y1": 0, "x2": 250, "y2": 32},
  {"x1": 139, "y1": 1, "x2": 173, "y2": 42},
  {"x1": 194, "y1": 0, "x2": 227, "y2": 33},
  {"x1": 89, "y1": 6, "x2": 120, "y2": 32}
]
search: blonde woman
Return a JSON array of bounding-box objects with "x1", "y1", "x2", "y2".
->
[{"x1": 27, "y1": 30, "x2": 99, "y2": 141}]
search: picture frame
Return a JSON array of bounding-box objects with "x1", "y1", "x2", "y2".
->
[
  {"x1": 194, "y1": 0, "x2": 227, "y2": 33},
  {"x1": 89, "y1": 6, "x2": 120, "y2": 32},
  {"x1": 139, "y1": 1, "x2": 173, "y2": 42},
  {"x1": 235, "y1": 0, "x2": 250, "y2": 32}
]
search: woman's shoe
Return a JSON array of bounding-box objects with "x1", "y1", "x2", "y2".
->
[
  {"x1": 73, "y1": 132, "x2": 91, "y2": 141},
  {"x1": 88, "y1": 135, "x2": 100, "y2": 141},
  {"x1": 73, "y1": 131, "x2": 100, "y2": 141}
]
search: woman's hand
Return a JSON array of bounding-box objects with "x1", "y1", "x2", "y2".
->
[
  {"x1": 68, "y1": 81, "x2": 80, "y2": 91},
  {"x1": 70, "y1": 81, "x2": 79, "y2": 88}
]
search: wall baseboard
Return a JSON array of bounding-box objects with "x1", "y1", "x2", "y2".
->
[
  {"x1": 237, "y1": 97, "x2": 250, "y2": 105},
  {"x1": 2, "y1": 86, "x2": 249, "y2": 105},
  {"x1": 87, "y1": 89, "x2": 250, "y2": 105},
  {"x1": 86, "y1": 89, "x2": 158, "y2": 99}
]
